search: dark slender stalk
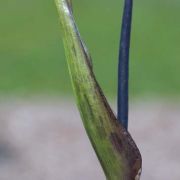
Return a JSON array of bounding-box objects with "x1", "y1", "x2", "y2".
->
[{"x1": 118, "y1": 0, "x2": 133, "y2": 130}]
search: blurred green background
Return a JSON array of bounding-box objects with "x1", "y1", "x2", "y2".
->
[{"x1": 0, "y1": 0, "x2": 180, "y2": 98}]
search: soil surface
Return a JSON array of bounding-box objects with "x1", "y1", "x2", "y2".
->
[{"x1": 0, "y1": 98, "x2": 179, "y2": 180}]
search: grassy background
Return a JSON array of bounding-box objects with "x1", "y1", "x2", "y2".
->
[{"x1": 0, "y1": 0, "x2": 180, "y2": 98}]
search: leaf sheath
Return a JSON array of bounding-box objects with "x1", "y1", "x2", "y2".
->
[{"x1": 55, "y1": 0, "x2": 142, "y2": 179}]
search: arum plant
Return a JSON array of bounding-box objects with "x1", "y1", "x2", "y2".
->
[{"x1": 55, "y1": 0, "x2": 142, "y2": 179}]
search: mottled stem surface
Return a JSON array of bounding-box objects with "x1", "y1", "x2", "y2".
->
[{"x1": 55, "y1": 0, "x2": 142, "y2": 179}]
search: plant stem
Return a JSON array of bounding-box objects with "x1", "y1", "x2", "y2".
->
[
  {"x1": 118, "y1": 0, "x2": 133, "y2": 130},
  {"x1": 55, "y1": 0, "x2": 141, "y2": 179}
]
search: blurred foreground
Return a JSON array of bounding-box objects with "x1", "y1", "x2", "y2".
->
[{"x1": 0, "y1": 98, "x2": 179, "y2": 180}]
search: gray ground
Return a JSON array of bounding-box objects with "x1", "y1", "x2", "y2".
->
[{"x1": 0, "y1": 98, "x2": 179, "y2": 180}]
